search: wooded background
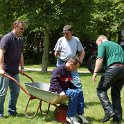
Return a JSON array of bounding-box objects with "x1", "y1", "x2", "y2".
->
[{"x1": 0, "y1": 0, "x2": 124, "y2": 72}]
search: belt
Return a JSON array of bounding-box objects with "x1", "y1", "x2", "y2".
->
[
  {"x1": 111, "y1": 64, "x2": 124, "y2": 67},
  {"x1": 58, "y1": 58, "x2": 67, "y2": 62}
]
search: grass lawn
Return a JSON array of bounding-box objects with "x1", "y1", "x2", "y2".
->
[{"x1": 0, "y1": 70, "x2": 124, "y2": 124}]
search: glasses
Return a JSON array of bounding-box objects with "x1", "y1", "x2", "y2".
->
[
  {"x1": 16, "y1": 26, "x2": 24, "y2": 30},
  {"x1": 62, "y1": 30, "x2": 70, "y2": 34},
  {"x1": 63, "y1": 32, "x2": 69, "y2": 35}
]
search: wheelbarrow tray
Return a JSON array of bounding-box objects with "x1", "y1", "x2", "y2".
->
[{"x1": 25, "y1": 82, "x2": 68, "y2": 105}]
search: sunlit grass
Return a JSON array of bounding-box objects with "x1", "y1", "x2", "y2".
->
[{"x1": 0, "y1": 71, "x2": 123, "y2": 124}]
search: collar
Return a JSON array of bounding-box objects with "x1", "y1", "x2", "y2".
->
[
  {"x1": 101, "y1": 39, "x2": 108, "y2": 42},
  {"x1": 11, "y1": 32, "x2": 21, "y2": 40}
]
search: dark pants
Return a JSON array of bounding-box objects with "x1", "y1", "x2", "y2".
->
[{"x1": 97, "y1": 65, "x2": 124, "y2": 122}]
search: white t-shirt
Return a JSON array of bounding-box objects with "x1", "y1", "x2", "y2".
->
[{"x1": 54, "y1": 36, "x2": 83, "y2": 61}]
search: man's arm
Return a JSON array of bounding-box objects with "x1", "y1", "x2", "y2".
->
[
  {"x1": 0, "y1": 49, "x2": 5, "y2": 75},
  {"x1": 54, "y1": 38, "x2": 62, "y2": 58},
  {"x1": 19, "y1": 52, "x2": 25, "y2": 74},
  {"x1": 78, "y1": 49, "x2": 85, "y2": 63},
  {"x1": 49, "y1": 69, "x2": 63, "y2": 93},
  {"x1": 92, "y1": 58, "x2": 103, "y2": 82},
  {"x1": 20, "y1": 52, "x2": 24, "y2": 68}
]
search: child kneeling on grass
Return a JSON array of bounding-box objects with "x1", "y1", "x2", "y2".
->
[{"x1": 49, "y1": 56, "x2": 89, "y2": 124}]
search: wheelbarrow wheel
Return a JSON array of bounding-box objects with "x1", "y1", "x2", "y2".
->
[{"x1": 54, "y1": 104, "x2": 68, "y2": 123}]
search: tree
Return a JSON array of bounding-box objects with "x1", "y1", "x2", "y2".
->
[
  {"x1": 90, "y1": 0, "x2": 124, "y2": 40},
  {"x1": 20, "y1": 0, "x2": 94, "y2": 72}
]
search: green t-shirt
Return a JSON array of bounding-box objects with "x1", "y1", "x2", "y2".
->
[{"x1": 97, "y1": 40, "x2": 124, "y2": 68}]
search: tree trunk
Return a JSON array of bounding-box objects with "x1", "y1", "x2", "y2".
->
[{"x1": 41, "y1": 25, "x2": 50, "y2": 72}]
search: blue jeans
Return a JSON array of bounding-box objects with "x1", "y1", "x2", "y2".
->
[
  {"x1": 0, "y1": 73, "x2": 20, "y2": 116},
  {"x1": 64, "y1": 88, "x2": 84, "y2": 117}
]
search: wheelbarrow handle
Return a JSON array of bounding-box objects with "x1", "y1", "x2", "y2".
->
[
  {"x1": 3, "y1": 73, "x2": 30, "y2": 96},
  {"x1": 22, "y1": 73, "x2": 34, "y2": 82}
]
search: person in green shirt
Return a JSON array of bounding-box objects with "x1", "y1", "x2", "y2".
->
[{"x1": 93, "y1": 35, "x2": 124, "y2": 124}]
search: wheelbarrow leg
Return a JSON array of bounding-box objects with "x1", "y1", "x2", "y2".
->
[
  {"x1": 25, "y1": 96, "x2": 41, "y2": 118},
  {"x1": 39, "y1": 100, "x2": 42, "y2": 113},
  {"x1": 46, "y1": 103, "x2": 51, "y2": 114},
  {"x1": 39, "y1": 100, "x2": 51, "y2": 115}
]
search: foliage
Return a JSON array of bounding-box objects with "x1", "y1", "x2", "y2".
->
[
  {"x1": 90, "y1": 0, "x2": 124, "y2": 39},
  {"x1": 0, "y1": 0, "x2": 124, "y2": 70},
  {"x1": 0, "y1": 0, "x2": 26, "y2": 34}
]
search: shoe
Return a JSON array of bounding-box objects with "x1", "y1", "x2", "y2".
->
[
  {"x1": 101, "y1": 112, "x2": 115, "y2": 123},
  {"x1": 77, "y1": 114, "x2": 89, "y2": 123},
  {"x1": 8, "y1": 111, "x2": 18, "y2": 117},
  {"x1": 0, "y1": 114, "x2": 4, "y2": 119},
  {"x1": 113, "y1": 118, "x2": 122, "y2": 124},
  {"x1": 66, "y1": 116, "x2": 80, "y2": 124}
]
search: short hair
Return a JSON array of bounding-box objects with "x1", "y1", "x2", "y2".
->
[
  {"x1": 63, "y1": 25, "x2": 73, "y2": 33},
  {"x1": 98, "y1": 35, "x2": 108, "y2": 40},
  {"x1": 12, "y1": 20, "x2": 25, "y2": 29},
  {"x1": 67, "y1": 56, "x2": 80, "y2": 65}
]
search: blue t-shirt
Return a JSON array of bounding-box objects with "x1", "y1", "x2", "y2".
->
[{"x1": 0, "y1": 32, "x2": 23, "y2": 74}]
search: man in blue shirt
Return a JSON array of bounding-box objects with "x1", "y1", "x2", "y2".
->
[{"x1": 0, "y1": 20, "x2": 25, "y2": 118}]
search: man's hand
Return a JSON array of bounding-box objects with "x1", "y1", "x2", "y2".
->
[
  {"x1": 19, "y1": 68, "x2": 25, "y2": 75},
  {"x1": 54, "y1": 51, "x2": 60, "y2": 57},
  {"x1": 59, "y1": 91, "x2": 67, "y2": 99},
  {"x1": 92, "y1": 72, "x2": 97, "y2": 82},
  {"x1": 0, "y1": 68, "x2": 5, "y2": 75}
]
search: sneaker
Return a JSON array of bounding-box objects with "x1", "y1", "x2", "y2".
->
[
  {"x1": 0, "y1": 114, "x2": 4, "y2": 119},
  {"x1": 66, "y1": 116, "x2": 80, "y2": 124},
  {"x1": 8, "y1": 111, "x2": 18, "y2": 117},
  {"x1": 77, "y1": 114, "x2": 89, "y2": 124}
]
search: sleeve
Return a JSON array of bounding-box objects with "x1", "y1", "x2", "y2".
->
[
  {"x1": 75, "y1": 37, "x2": 84, "y2": 51},
  {"x1": 97, "y1": 44, "x2": 106, "y2": 58},
  {"x1": 49, "y1": 69, "x2": 63, "y2": 93},
  {"x1": 0, "y1": 35, "x2": 10, "y2": 50},
  {"x1": 54, "y1": 38, "x2": 62, "y2": 51}
]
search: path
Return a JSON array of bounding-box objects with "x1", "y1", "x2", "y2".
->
[{"x1": 25, "y1": 68, "x2": 91, "y2": 74}]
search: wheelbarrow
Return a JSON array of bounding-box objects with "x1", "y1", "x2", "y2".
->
[{"x1": 3, "y1": 73, "x2": 68, "y2": 123}]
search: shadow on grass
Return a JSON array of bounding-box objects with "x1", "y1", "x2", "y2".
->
[
  {"x1": 3, "y1": 111, "x2": 55, "y2": 120},
  {"x1": 87, "y1": 117, "x2": 123, "y2": 124},
  {"x1": 3, "y1": 109, "x2": 120, "y2": 124},
  {"x1": 85, "y1": 116, "x2": 101, "y2": 124},
  {"x1": 3, "y1": 113, "x2": 27, "y2": 119},
  {"x1": 25, "y1": 71, "x2": 52, "y2": 75},
  {"x1": 85, "y1": 101, "x2": 101, "y2": 108}
]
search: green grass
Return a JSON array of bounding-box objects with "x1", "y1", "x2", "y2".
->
[{"x1": 0, "y1": 71, "x2": 124, "y2": 124}]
